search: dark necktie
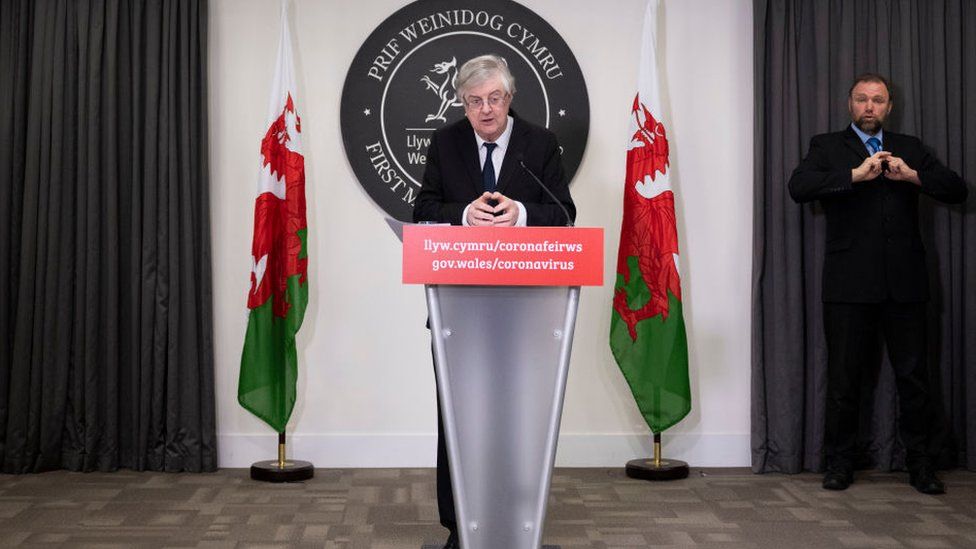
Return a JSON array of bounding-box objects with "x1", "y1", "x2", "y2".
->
[
  {"x1": 482, "y1": 142, "x2": 497, "y2": 192},
  {"x1": 866, "y1": 136, "x2": 882, "y2": 155}
]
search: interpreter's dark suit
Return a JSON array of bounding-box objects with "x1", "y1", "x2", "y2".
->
[
  {"x1": 789, "y1": 127, "x2": 967, "y2": 473},
  {"x1": 412, "y1": 114, "x2": 576, "y2": 532}
]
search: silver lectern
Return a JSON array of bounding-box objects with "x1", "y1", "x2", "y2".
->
[{"x1": 402, "y1": 224, "x2": 603, "y2": 549}]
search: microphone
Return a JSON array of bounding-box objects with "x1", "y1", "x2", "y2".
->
[{"x1": 518, "y1": 156, "x2": 574, "y2": 227}]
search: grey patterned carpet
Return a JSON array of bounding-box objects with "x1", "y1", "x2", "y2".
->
[{"x1": 1, "y1": 467, "x2": 975, "y2": 548}]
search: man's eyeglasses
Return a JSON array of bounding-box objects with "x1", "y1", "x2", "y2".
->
[{"x1": 464, "y1": 93, "x2": 509, "y2": 110}]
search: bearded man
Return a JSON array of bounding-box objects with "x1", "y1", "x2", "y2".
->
[{"x1": 788, "y1": 73, "x2": 967, "y2": 494}]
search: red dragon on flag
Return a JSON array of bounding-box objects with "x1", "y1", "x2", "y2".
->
[
  {"x1": 613, "y1": 94, "x2": 682, "y2": 341},
  {"x1": 248, "y1": 94, "x2": 308, "y2": 319}
]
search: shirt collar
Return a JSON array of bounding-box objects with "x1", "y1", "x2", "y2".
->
[
  {"x1": 850, "y1": 122, "x2": 884, "y2": 147},
  {"x1": 474, "y1": 115, "x2": 515, "y2": 151}
]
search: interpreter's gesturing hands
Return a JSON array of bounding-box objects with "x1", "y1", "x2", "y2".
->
[
  {"x1": 851, "y1": 151, "x2": 921, "y2": 187},
  {"x1": 883, "y1": 154, "x2": 921, "y2": 186},
  {"x1": 852, "y1": 151, "x2": 891, "y2": 183}
]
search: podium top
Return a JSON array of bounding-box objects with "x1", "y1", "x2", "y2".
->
[{"x1": 402, "y1": 225, "x2": 603, "y2": 286}]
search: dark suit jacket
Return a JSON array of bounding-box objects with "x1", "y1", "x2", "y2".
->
[
  {"x1": 412, "y1": 115, "x2": 576, "y2": 226},
  {"x1": 788, "y1": 127, "x2": 967, "y2": 303}
]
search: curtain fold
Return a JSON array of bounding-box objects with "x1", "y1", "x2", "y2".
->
[
  {"x1": 753, "y1": 0, "x2": 975, "y2": 474},
  {"x1": 0, "y1": 0, "x2": 215, "y2": 473}
]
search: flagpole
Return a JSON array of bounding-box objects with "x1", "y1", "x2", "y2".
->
[
  {"x1": 625, "y1": 432, "x2": 689, "y2": 481},
  {"x1": 240, "y1": 0, "x2": 314, "y2": 485},
  {"x1": 250, "y1": 431, "x2": 315, "y2": 482},
  {"x1": 278, "y1": 432, "x2": 286, "y2": 468},
  {"x1": 626, "y1": 381, "x2": 689, "y2": 481}
]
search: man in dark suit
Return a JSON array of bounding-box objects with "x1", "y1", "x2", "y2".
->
[
  {"x1": 789, "y1": 73, "x2": 967, "y2": 495},
  {"x1": 413, "y1": 56, "x2": 575, "y2": 228},
  {"x1": 413, "y1": 54, "x2": 575, "y2": 548}
]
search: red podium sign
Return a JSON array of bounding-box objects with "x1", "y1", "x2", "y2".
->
[{"x1": 403, "y1": 225, "x2": 603, "y2": 286}]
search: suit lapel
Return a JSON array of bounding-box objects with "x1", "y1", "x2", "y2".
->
[
  {"x1": 495, "y1": 118, "x2": 528, "y2": 195},
  {"x1": 843, "y1": 127, "x2": 869, "y2": 161},
  {"x1": 882, "y1": 131, "x2": 902, "y2": 158},
  {"x1": 454, "y1": 120, "x2": 483, "y2": 195}
]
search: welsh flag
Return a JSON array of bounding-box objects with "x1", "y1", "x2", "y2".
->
[
  {"x1": 609, "y1": 0, "x2": 690, "y2": 434},
  {"x1": 239, "y1": 3, "x2": 308, "y2": 434}
]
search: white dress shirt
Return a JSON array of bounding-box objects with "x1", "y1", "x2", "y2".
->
[{"x1": 462, "y1": 116, "x2": 527, "y2": 226}]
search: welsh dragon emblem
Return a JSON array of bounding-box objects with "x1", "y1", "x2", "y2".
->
[
  {"x1": 613, "y1": 93, "x2": 681, "y2": 341},
  {"x1": 420, "y1": 57, "x2": 463, "y2": 123},
  {"x1": 248, "y1": 93, "x2": 308, "y2": 319}
]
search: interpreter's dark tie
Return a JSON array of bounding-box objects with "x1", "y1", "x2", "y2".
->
[
  {"x1": 866, "y1": 136, "x2": 882, "y2": 155},
  {"x1": 482, "y1": 142, "x2": 497, "y2": 192}
]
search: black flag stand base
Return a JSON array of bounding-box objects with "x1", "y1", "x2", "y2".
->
[
  {"x1": 625, "y1": 432, "x2": 689, "y2": 481},
  {"x1": 250, "y1": 432, "x2": 315, "y2": 482}
]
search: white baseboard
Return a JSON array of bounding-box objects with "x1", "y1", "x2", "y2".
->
[{"x1": 217, "y1": 432, "x2": 751, "y2": 468}]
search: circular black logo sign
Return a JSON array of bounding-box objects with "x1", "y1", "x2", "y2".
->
[{"x1": 341, "y1": 0, "x2": 590, "y2": 222}]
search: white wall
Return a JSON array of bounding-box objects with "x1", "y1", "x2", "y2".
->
[{"x1": 210, "y1": 0, "x2": 754, "y2": 467}]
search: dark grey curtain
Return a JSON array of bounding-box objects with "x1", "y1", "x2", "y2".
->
[
  {"x1": 752, "y1": 0, "x2": 975, "y2": 473},
  {"x1": 0, "y1": 0, "x2": 216, "y2": 472}
]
